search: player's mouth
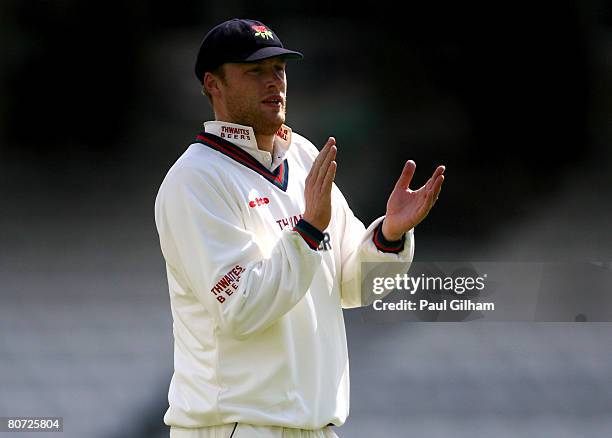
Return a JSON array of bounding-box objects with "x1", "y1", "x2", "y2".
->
[{"x1": 261, "y1": 95, "x2": 284, "y2": 109}]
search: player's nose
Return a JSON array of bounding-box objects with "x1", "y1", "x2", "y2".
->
[{"x1": 264, "y1": 70, "x2": 285, "y2": 88}]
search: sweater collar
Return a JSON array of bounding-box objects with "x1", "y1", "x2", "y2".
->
[
  {"x1": 203, "y1": 121, "x2": 292, "y2": 161},
  {"x1": 195, "y1": 122, "x2": 292, "y2": 191}
]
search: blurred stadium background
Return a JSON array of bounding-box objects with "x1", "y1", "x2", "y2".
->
[{"x1": 1, "y1": 1, "x2": 611, "y2": 437}]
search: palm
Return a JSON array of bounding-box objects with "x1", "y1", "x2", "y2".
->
[{"x1": 383, "y1": 161, "x2": 445, "y2": 240}]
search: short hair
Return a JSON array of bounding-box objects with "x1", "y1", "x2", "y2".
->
[{"x1": 201, "y1": 65, "x2": 226, "y2": 106}]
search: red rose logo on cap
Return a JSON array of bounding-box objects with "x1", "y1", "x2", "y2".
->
[{"x1": 252, "y1": 25, "x2": 274, "y2": 40}]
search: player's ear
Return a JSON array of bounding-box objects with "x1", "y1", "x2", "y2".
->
[{"x1": 204, "y1": 71, "x2": 222, "y2": 99}]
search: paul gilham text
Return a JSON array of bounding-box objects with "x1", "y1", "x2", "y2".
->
[{"x1": 373, "y1": 299, "x2": 495, "y2": 312}]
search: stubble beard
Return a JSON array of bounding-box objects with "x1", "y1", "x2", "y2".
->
[{"x1": 226, "y1": 94, "x2": 287, "y2": 136}]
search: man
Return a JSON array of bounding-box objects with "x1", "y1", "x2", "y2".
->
[{"x1": 154, "y1": 18, "x2": 445, "y2": 438}]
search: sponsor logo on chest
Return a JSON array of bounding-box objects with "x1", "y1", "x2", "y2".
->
[
  {"x1": 249, "y1": 197, "x2": 270, "y2": 208},
  {"x1": 276, "y1": 213, "x2": 303, "y2": 230}
]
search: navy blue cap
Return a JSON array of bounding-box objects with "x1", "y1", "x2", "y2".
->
[{"x1": 195, "y1": 18, "x2": 304, "y2": 83}]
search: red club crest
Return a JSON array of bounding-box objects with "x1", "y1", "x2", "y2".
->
[{"x1": 252, "y1": 25, "x2": 274, "y2": 40}]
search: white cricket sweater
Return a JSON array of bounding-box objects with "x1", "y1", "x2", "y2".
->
[{"x1": 154, "y1": 121, "x2": 414, "y2": 430}]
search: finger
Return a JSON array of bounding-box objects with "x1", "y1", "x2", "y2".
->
[
  {"x1": 317, "y1": 137, "x2": 335, "y2": 164},
  {"x1": 432, "y1": 174, "x2": 444, "y2": 203},
  {"x1": 425, "y1": 165, "x2": 445, "y2": 191},
  {"x1": 309, "y1": 137, "x2": 335, "y2": 183},
  {"x1": 394, "y1": 160, "x2": 416, "y2": 191},
  {"x1": 320, "y1": 160, "x2": 337, "y2": 197},
  {"x1": 310, "y1": 137, "x2": 334, "y2": 177},
  {"x1": 419, "y1": 188, "x2": 434, "y2": 216},
  {"x1": 417, "y1": 190, "x2": 435, "y2": 221},
  {"x1": 424, "y1": 175, "x2": 444, "y2": 212},
  {"x1": 316, "y1": 146, "x2": 336, "y2": 194},
  {"x1": 315, "y1": 144, "x2": 337, "y2": 189}
]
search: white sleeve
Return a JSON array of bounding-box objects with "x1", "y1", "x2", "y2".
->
[
  {"x1": 334, "y1": 187, "x2": 415, "y2": 308},
  {"x1": 155, "y1": 166, "x2": 323, "y2": 339}
]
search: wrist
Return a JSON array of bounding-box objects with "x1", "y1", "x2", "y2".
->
[
  {"x1": 373, "y1": 220, "x2": 406, "y2": 254},
  {"x1": 302, "y1": 214, "x2": 325, "y2": 233},
  {"x1": 381, "y1": 221, "x2": 404, "y2": 242},
  {"x1": 293, "y1": 218, "x2": 325, "y2": 251}
]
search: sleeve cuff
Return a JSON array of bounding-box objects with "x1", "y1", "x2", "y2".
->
[
  {"x1": 293, "y1": 219, "x2": 325, "y2": 250},
  {"x1": 372, "y1": 221, "x2": 405, "y2": 254}
]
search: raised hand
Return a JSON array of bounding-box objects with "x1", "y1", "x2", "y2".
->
[
  {"x1": 381, "y1": 160, "x2": 445, "y2": 241},
  {"x1": 303, "y1": 137, "x2": 337, "y2": 232}
]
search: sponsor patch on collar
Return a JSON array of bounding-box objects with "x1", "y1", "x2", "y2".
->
[{"x1": 275, "y1": 125, "x2": 292, "y2": 149}]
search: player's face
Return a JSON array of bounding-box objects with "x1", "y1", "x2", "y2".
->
[{"x1": 217, "y1": 57, "x2": 287, "y2": 135}]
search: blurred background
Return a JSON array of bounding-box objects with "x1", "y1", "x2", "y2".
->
[{"x1": 1, "y1": 1, "x2": 611, "y2": 437}]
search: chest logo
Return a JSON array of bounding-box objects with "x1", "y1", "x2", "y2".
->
[{"x1": 249, "y1": 197, "x2": 270, "y2": 208}]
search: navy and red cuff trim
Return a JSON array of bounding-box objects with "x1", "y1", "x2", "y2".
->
[
  {"x1": 373, "y1": 222, "x2": 405, "y2": 254},
  {"x1": 293, "y1": 219, "x2": 324, "y2": 251}
]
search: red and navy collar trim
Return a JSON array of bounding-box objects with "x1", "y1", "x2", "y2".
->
[{"x1": 195, "y1": 132, "x2": 289, "y2": 192}]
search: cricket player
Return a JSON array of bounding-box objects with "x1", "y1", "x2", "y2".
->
[{"x1": 154, "y1": 18, "x2": 445, "y2": 438}]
